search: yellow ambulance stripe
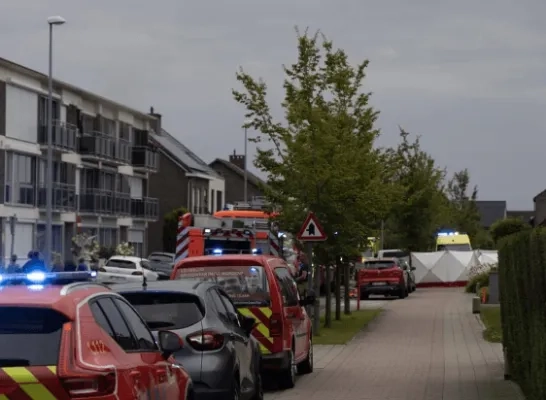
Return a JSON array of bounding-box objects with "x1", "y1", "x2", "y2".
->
[
  {"x1": 47, "y1": 366, "x2": 57, "y2": 375},
  {"x1": 0, "y1": 395, "x2": 8, "y2": 400},
  {"x1": 2, "y1": 367, "x2": 58, "y2": 400},
  {"x1": 258, "y1": 343, "x2": 271, "y2": 354},
  {"x1": 238, "y1": 307, "x2": 273, "y2": 343}
]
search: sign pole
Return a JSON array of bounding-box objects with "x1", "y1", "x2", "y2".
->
[
  {"x1": 296, "y1": 212, "x2": 327, "y2": 337},
  {"x1": 305, "y1": 241, "x2": 314, "y2": 320}
]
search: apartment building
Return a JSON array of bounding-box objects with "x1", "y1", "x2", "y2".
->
[{"x1": 0, "y1": 57, "x2": 159, "y2": 262}]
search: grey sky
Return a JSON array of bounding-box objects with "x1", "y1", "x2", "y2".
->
[{"x1": 1, "y1": 0, "x2": 544, "y2": 209}]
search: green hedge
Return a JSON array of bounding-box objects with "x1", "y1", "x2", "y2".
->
[
  {"x1": 465, "y1": 271, "x2": 490, "y2": 293},
  {"x1": 499, "y1": 228, "x2": 546, "y2": 400}
]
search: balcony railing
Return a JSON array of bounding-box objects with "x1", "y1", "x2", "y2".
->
[
  {"x1": 114, "y1": 192, "x2": 131, "y2": 217},
  {"x1": 37, "y1": 183, "x2": 77, "y2": 211},
  {"x1": 79, "y1": 132, "x2": 132, "y2": 164},
  {"x1": 38, "y1": 120, "x2": 78, "y2": 152},
  {"x1": 131, "y1": 197, "x2": 159, "y2": 220},
  {"x1": 132, "y1": 147, "x2": 159, "y2": 172},
  {"x1": 4, "y1": 183, "x2": 35, "y2": 206}
]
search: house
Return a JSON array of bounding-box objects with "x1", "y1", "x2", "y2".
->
[
  {"x1": 475, "y1": 201, "x2": 507, "y2": 229},
  {"x1": 209, "y1": 150, "x2": 267, "y2": 205},
  {"x1": 533, "y1": 189, "x2": 546, "y2": 226},
  {"x1": 0, "y1": 57, "x2": 159, "y2": 261},
  {"x1": 506, "y1": 210, "x2": 534, "y2": 224},
  {"x1": 147, "y1": 129, "x2": 225, "y2": 253}
]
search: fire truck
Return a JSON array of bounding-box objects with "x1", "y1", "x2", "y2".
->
[{"x1": 174, "y1": 198, "x2": 285, "y2": 265}]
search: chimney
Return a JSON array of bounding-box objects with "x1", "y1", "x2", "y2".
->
[
  {"x1": 229, "y1": 149, "x2": 245, "y2": 169},
  {"x1": 148, "y1": 106, "x2": 162, "y2": 135}
]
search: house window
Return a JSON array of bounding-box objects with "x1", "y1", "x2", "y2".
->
[
  {"x1": 119, "y1": 122, "x2": 132, "y2": 141},
  {"x1": 5, "y1": 153, "x2": 36, "y2": 205},
  {"x1": 38, "y1": 96, "x2": 60, "y2": 125},
  {"x1": 99, "y1": 228, "x2": 118, "y2": 249},
  {"x1": 216, "y1": 191, "x2": 223, "y2": 212},
  {"x1": 36, "y1": 224, "x2": 63, "y2": 255},
  {"x1": 38, "y1": 160, "x2": 76, "y2": 185},
  {"x1": 102, "y1": 118, "x2": 116, "y2": 136}
]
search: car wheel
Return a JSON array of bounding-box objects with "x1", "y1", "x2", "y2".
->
[
  {"x1": 278, "y1": 347, "x2": 297, "y2": 389},
  {"x1": 251, "y1": 366, "x2": 264, "y2": 400},
  {"x1": 398, "y1": 285, "x2": 407, "y2": 299},
  {"x1": 230, "y1": 376, "x2": 241, "y2": 400},
  {"x1": 297, "y1": 337, "x2": 313, "y2": 374}
]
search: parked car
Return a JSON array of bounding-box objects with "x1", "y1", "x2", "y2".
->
[
  {"x1": 112, "y1": 280, "x2": 264, "y2": 400},
  {"x1": 357, "y1": 258, "x2": 409, "y2": 299},
  {"x1": 148, "y1": 252, "x2": 175, "y2": 280},
  {"x1": 172, "y1": 254, "x2": 316, "y2": 389},
  {"x1": 398, "y1": 258, "x2": 417, "y2": 292},
  {"x1": 101, "y1": 256, "x2": 159, "y2": 280},
  {"x1": 0, "y1": 270, "x2": 192, "y2": 399}
]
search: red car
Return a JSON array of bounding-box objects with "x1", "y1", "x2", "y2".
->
[
  {"x1": 0, "y1": 271, "x2": 192, "y2": 399},
  {"x1": 357, "y1": 258, "x2": 408, "y2": 299},
  {"x1": 172, "y1": 255, "x2": 315, "y2": 389}
]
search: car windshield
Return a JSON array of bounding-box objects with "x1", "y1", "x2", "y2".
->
[
  {"x1": 363, "y1": 261, "x2": 396, "y2": 269},
  {"x1": 105, "y1": 259, "x2": 136, "y2": 269},
  {"x1": 175, "y1": 265, "x2": 270, "y2": 305},
  {"x1": 437, "y1": 244, "x2": 471, "y2": 251},
  {"x1": 149, "y1": 254, "x2": 173, "y2": 263},
  {"x1": 0, "y1": 307, "x2": 67, "y2": 367},
  {"x1": 382, "y1": 251, "x2": 408, "y2": 258},
  {"x1": 120, "y1": 292, "x2": 204, "y2": 330}
]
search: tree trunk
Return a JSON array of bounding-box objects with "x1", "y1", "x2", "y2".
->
[
  {"x1": 344, "y1": 262, "x2": 351, "y2": 315},
  {"x1": 335, "y1": 260, "x2": 341, "y2": 320},
  {"x1": 324, "y1": 265, "x2": 332, "y2": 328}
]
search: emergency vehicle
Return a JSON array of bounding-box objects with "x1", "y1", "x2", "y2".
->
[
  {"x1": 175, "y1": 200, "x2": 284, "y2": 265},
  {"x1": 172, "y1": 254, "x2": 315, "y2": 390},
  {"x1": 435, "y1": 231, "x2": 472, "y2": 251},
  {"x1": 0, "y1": 270, "x2": 192, "y2": 400}
]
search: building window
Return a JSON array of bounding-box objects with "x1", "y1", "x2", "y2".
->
[
  {"x1": 119, "y1": 122, "x2": 132, "y2": 141},
  {"x1": 216, "y1": 191, "x2": 223, "y2": 212},
  {"x1": 36, "y1": 224, "x2": 63, "y2": 255},
  {"x1": 101, "y1": 118, "x2": 116, "y2": 136},
  {"x1": 5, "y1": 153, "x2": 36, "y2": 205},
  {"x1": 38, "y1": 160, "x2": 75, "y2": 185},
  {"x1": 99, "y1": 228, "x2": 118, "y2": 249},
  {"x1": 38, "y1": 96, "x2": 60, "y2": 125}
]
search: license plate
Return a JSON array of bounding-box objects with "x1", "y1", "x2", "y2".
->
[{"x1": 372, "y1": 282, "x2": 386, "y2": 286}]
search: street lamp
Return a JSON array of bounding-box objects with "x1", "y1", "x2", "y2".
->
[
  {"x1": 243, "y1": 119, "x2": 252, "y2": 204},
  {"x1": 45, "y1": 15, "x2": 65, "y2": 267}
]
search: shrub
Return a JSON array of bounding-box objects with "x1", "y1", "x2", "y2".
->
[
  {"x1": 490, "y1": 218, "x2": 529, "y2": 246},
  {"x1": 465, "y1": 270, "x2": 490, "y2": 293},
  {"x1": 499, "y1": 228, "x2": 546, "y2": 400}
]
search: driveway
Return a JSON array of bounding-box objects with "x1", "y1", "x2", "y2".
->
[{"x1": 266, "y1": 288, "x2": 525, "y2": 400}]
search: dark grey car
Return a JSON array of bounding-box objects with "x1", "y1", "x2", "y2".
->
[
  {"x1": 148, "y1": 252, "x2": 175, "y2": 280},
  {"x1": 111, "y1": 280, "x2": 263, "y2": 400}
]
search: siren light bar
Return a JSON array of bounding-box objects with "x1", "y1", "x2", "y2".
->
[{"x1": 0, "y1": 271, "x2": 97, "y2": 286}]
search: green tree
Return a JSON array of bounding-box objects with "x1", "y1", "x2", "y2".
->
[
  {"x1": 162, "y1": 206, "x2": 189, "y2": 252},
  {"x1": 490, "y1": 217, "x2": 529, "y2": 246},
  {"x1": 233, "y1": 29, "x2": 392, "y2": 325},
  {"x1": 384, "y1": 127, "x2": 449, "y2": 252},
  {"x1": 446, "y1": 169, "x2": 482, "y2": 243}
]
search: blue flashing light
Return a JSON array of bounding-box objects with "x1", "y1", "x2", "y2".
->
[
  {"x1": 437, "y1": 231, "x2": 459, "y2": 237},
  {"x1": 0, "y1": 271, "x2": 97, "y2": 287},
  {"x1": 251, "y1": 248, "x2": 262, "y2": 255},
  {"x1": 27, "y1": 271, "x2": 46, "y2": 283},
  {"x1": 249, "y1": 267, "x2": 258, "y2": 273},
  {"x1": 212, "y1": 249, "x2": 223, "y2": 255}
]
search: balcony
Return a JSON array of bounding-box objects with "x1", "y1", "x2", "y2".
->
[
  {"x1": 4, "y1": 183, "x2": 35, "y2": 206},
  {"x1": 78, "y1": 189, "x2": 129, "y2": 216},
  {"x1": 132, "y1": 146, "x2": 159, "y2": 172},
  {"x1": 79, "y1": 132, "x2": 132, "y2": 164},
  {"x1": 38, "y1": 120, "x2": 78, "y2": 152},
  {"x1": 37, "y1": 183, "x2": 77, "y2": 211},
  {"x1": 131, "y1": 197, "x2": 159, "y2": 220}
]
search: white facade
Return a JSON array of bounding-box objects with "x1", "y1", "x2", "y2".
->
[
  {"x1": 209, "y1": 175, "x2": 225, "y2": 213},
  {"x1": 0, "y1": 59, "x2": 157, "y2": 263}
]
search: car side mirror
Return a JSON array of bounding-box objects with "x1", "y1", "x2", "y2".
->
[
  {"x1": 158, "y1": 330, "x2": 183, "y2": 359},
  {"x1": 410, "y1": 266, "x2": 416, "y2": 271},
  {"x1": 240, "y1": 315, "x2": 256, "y2": 335}
]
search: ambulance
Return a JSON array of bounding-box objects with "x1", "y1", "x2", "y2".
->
[{"x1": 435, "y1": 231, "x2": 472, "y2": 251}]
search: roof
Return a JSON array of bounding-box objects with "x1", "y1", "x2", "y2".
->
[
  {"x1": 475, "y1": 201, "x2": 507, "y2": 228},
  {"x1": 151, "y1": 129, "x2": 220, "y2": 178},
  {"x1": 506, "y1": 210, "x2": 534, "y2": 221},
  {"x1": 0, "y1": 283, "x2": 110, "y2": 319},
  {"x1": 209, "y1": 158, "x2": 266, "y2": 188},
  {"x1": 0, "y1": 58, "x2": 156, "y2": 121},
  {"x1": 109, "y1": 279, "x2": 210, "y2": 294}
]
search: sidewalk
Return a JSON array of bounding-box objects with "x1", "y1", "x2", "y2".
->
[{"x1": 266, "y1": 288, "x2": 525, "y2": 400}]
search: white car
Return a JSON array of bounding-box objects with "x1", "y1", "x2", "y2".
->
[{"x1": 101, "y1": 256, "x2": 159, "y2": 281}]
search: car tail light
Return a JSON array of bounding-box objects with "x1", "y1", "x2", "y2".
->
[
  {"x1": 131, "y1": 271, "x2": 143, "y2": 276},
  {"x1": 270, "y1": 313, "x2": 282, "y2": 337},
  {"x1": 186, "y1": 330, "x2": 224, "y2": 351},
  {"x1": 61, "y1": 373, "x2": 116, "y2": 398},
  {"x1": 58, "y1": 322, "x2": 116, "y2": 398}
]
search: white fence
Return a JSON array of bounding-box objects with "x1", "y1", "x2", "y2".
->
[{"x1": 411, "y1": 250, "x2": 497, "y2": 285}]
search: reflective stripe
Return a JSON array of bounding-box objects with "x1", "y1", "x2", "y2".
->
[
  {"x1": 2, "y1": 367, "x2": 58, "y2": 400},
  {"x1": 239, "y1": 307, "x2": 274, "y2": 354},
  {"x1": 0, "y1": 395, "x2": 8, "y2": 400}
]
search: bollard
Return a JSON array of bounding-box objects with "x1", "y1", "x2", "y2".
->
[
  {"x1": 503, "y1": 346, "x2": 511, "y2": 380},
  {"x1": 472, "y1": 296, "x2": 480, "y2": 314}
]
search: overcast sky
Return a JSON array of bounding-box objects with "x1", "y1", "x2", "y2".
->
[{"x1": 1, "y1": 0, "x2": 545, "y2": 209}]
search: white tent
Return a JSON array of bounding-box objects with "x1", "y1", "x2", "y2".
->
[
  {"x1": 476, "y1": 250, "x2": 498, "y2": 265},
  {"x1": 411, "y1": 250, "x2": 479, "y2": 285}
]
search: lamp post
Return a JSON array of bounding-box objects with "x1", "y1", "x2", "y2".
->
[
  {"x1": 45, "y1": 16, "x2": 65, "y2": 267},
  {"x1": 243, "y1": 119, "x2": 252, "y2": 204}
]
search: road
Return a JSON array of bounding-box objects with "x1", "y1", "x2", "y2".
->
[{"x1": 266, "y1": 288, "x2": 525, "y2": 400}]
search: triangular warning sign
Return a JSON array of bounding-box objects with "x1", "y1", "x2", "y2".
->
[{"x1": 297, "y1": 212, "x2": 327, "y2": 241}]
